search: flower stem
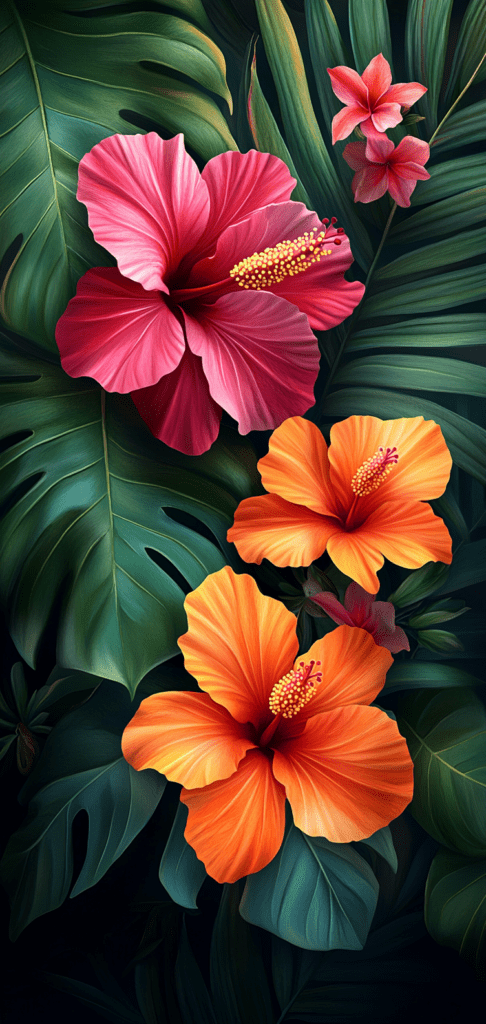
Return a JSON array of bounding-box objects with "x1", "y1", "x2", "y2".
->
[{"x1": 317, "y1": 50, "x2": 486, "y2": 413}]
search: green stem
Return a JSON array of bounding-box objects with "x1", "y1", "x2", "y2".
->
[{"x1": 317, "y1": 50, "x2": 486, "y2": 412}]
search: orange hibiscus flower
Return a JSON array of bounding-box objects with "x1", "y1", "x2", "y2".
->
[
  {"x1": 227, "y1": 415, "x2": 453, "y2": 593},
  {"x1": 122, "y1": 566, "x2": 414, "y2": 884}
]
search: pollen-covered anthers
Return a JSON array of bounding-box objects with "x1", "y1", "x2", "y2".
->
[
  {"x1": 269, "y1": 660, "x2": 322, "y2": 718},
  {"x1": 229, "y1": 229, "x2": 333, "y2": 289},
  {"x1": 351, "y1": 446, "x2": 399, "y2": 496}
]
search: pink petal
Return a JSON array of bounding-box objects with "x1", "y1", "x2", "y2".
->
[
  {"x1": 344, "y1": 582, "x2": 375, "y2": 621},
  {"x1": 183, "y1": 291, "x2": 319, "y2": 434},
  {"x1": 386, "y1": 82, "x2": 427, "y2": 107},
  {"x1": 364, "y1": 134, "x2": 395, "y2": 163},
  {"x1": 361, "y1": 54, "x2": 392, "y2": 105},
  {"x1": 370, "y1": 102, "x2": 403, "y2": 133},
  {"x1": 369, "y1": 604, "x2": 410, "y2": 653},
  {"x1": 327, "y1": 66, "x2": 369, "y2": 106},
  {"x1": 187, "y1": 201, "x2": 324, "y2": 288},
  {"x1": 331, "y1": 104, "x2": 368, "y2": 144},
  {"x1": 56, "y1": 267, "x2": 185, "y2": 392},
  {"x1": 341, "y1": 141, "x2": 369, "y2": 171},
  {"x1": 392, "y1": 136, "x2": 430, "y2": 166},
  {"x1": 386, "y1": 170, "x2": 417, "y2": 207},
  {"x1": 270, "y1": 229, "x2": 365, "y2": 330},
  {"x1": 352, "y1": 166, "x2": 388, "y2": 204},
  {"x1": 77, "y1": 133, "x2": 210, "y2": 292},
  {"x1": 131, "y1": 346, "x2": 222, "y2": 455},
  {"x1": 307, "y1": 591, "x2": 355, "y2": 626},
  {"x1": 197, "y1": 150, "x2": 297, "y2": 258},
  {"x1": 393, "y1": 162, "x2": 431, "y2": 181}
]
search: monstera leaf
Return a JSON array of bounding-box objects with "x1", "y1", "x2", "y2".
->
[
  {"x1": 0, "y1": 332, "x2": 256, "y2": 693},
  {"x1": 0, "y1": 0, "x2": 235, "y2": 350},
  {"x1": 250, "y1": 0, "x2": 486, "y2": 486}
]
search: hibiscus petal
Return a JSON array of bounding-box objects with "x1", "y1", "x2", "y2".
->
[
  {"x1": 305, "y1": 591, "x2": 356, "y2": 626},
  {"x1": 370, "y1": 101, "x2": 403, "y2": 132},
  {"x1": 131, "y1": 346, "x2": 222, "y2": 456},
  {"x1": 361, "y1": 54, "x2": 392, "y2": 104},
  {"x1": 227, "y1": 493, "x2": 338, "y2": 568},
  {"x1": 365, "y1": 500, "x2": 453, "y2": 571},
  {"x1": 328, "y1": 415, "x2": 452, "y2": 506},
  {"x1": 386, "y1": 82, "x2": 427, "y2": 107},
  {"x1": 181, "y1": 749, "x2": 286, "y2": 883},
  {"x1": 121, "y1": 691, "x2": 255, "y2": 787},
  {"x1": 326, "y1": 528, "x2": 385, "y2": 594},
  {"x1": 369, "y1": 605, "x2": 410, "y2": 653},
  {"x1": 198, "y1": 150, "x2": 297, "y2": 257},
  {"x1": 286, "y1": 624, "x2": 392, "y2": 720},
  {"x1": 257, "y1": 416, "x2": 334, "y2": 514},
  {"x1": 273, "y1": 705, "x2": 414, "y2": 842},
  {"x1": 344, "y1": 581, "x2": 376, "y2": 617},
  {"x1": 386, "y1": 172, "x2": 419, "y2": 207},
  {"x1": 351, "y1": 166, "x2": 388, "y2": 204},
  {"x1": 77, "y1": 133, "x2": 210, "y2": 292},
  {"x1": 183, "y1": 292, "x2": 319, "y2": 434},
  {"x1": 331, "y1": 104, "x2": 367, "y2": 144},
  {"x1": 327, "y1": 66, "x2": 369, "y2": 106},
  {"x1": 56, "y1": 267, "x2": 185, "y2": 392},
  {"x1": 178, "y1": 566, "x2": 299, "y2": 730}
]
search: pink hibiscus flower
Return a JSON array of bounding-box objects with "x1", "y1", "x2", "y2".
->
[
  {"x1": 307, "y1": 580, "x2": 410, "y2": 653},
  {"x1": 55, "y1": 133, "x2": 365, "y2": 455},
  {"x1": 328, "y1": 53, "x2": 427, "y2": 144},
  {"x1": 343, "y1": 135, "x2": 430, "y2": 207}
]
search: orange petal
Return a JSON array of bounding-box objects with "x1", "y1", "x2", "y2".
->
[
  {"x1": 328, "y1": 416, "x2": 452, "y2": 512},
  {"x1": 367, "y1": 500, "x2": 453, "y2": 570},
  {"x1": 257, "y1": 416, "x2": 336, "y2": 514},
  {"x1": 181, "y1": 749, "x2": 286, "y2": 883},
  {"x1": 227, "y1": 493, "x2": 338, "y2": 567},
  {"x1": 178, "y1": 566, "x2": 299, "y2": 731},
  {"x1": 327, "y1": 527, "x2": 385, "y2": 593},
  {"x1": 121, "y1": 691, "x2": 255, "y2": 788},
  {"x1": 288, "y1": 625, "x2": 392, "y2": 722},
  {"x1": 273, "y1": 705, "x2": 414, "y2": 842}
]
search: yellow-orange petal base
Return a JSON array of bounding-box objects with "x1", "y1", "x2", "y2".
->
[
  {"x1": 227, "y1": 415, "x2": 453, "y2": 592},
  {"x1": 122, "y1": 567, "x2": 414, "y2": 883}
]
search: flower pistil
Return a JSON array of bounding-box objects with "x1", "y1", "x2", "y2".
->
[
  {"x1": 229, "y1": 228, "x2": 340, "y2": 289},
  {"x1": 351, "y1": 446, "x2": 399, "y2": 497}
]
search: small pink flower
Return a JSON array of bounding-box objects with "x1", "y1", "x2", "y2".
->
[
  {"x1": 55, "y1": 133, "x2": 364, "y2": 456},
  {"x1": 343, "y1": 135, "x2": 430, "y2": 207},
  {"x1": 328, "y1": 53, "x2": 427, "y2": 144},
  {"x1": 305, "y1": 580, "x2": 410, "y2": 654}
]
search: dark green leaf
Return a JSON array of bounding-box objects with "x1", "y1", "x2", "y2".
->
[
  {"x1": 0, "y1": 681, "x2": 166, "y2": 939},
  {"x1": 417, "y1": 628, "x2": 463, "y2": 652},
  {"x1": 356, "y1": 824, "x2": 397, "y2": 872},
  {"x1": 240, "y1": 813, "x2": 378, "y2": 950},
  {"x1": 410, "y1": 152, "x2": 486, "y2": 205},
  {"x1": 349, "y1": 314, "x2": 486, "y2": 351},
  {"x1": 396, "y1": 687, "x2": 486, "y2": 857},
  {"x1": 434, "y1": 539, "x2": 486, "y2": 592},
  {"x1": 305, "y1": 0, "x2": 350, "y2": 133},
  {"x1": 334, "y1": 354, "x2": 486, "y2": 396},
  {"x1": 384, "y1": 662, "x2": 484, "y2": 694},
  {"x1": 409, "y1": 606, "x2": 469, "y2": 628},
  {"x1": 0, "y1": 1, "x2": 235, "y2": 350},
  {"x1": 247, "y1": 51, "x2": 312, "y2": 206},
  {"x1": 387, "y1": 562, "x2": 450, "y2": 608},
  {"x1": 254, "y1": 0, "x2": 373, "y2": 269},
  {"x1": 432, "y1": 99, "x2": 486, "y2": 152},
  {"x1": 431, "y1": 488, "x2": 470, "y2": 543},
  {"x1": 0, "y1": 334, "x2": 254, "y2": 692},
  {"x1": 210, "y1": 881, "x2": 274, "y2": 1024},
  {"x1": 425, "y1": 847, "x2": 486, "y2": 976},
  {"x1": 175, "y1": 919, "x2": 218, "y2": 1024},
  {"x1": 322, "y1": 389, "x2": 486, "y2": 483},
  {"x1": 390, "y1": 185, "x2": 486, "y2": 242},
  {"x1": 348, "y1": 0, "x2": 393, "y2": 74},
  {"x1": 375, "y1": 226, "x2": 486, "y2": 279},
  {"x1": 361, "y1": 264, "x2": 486, "y2": 316},
  {"x1": 159, "y1": 803, "x2": 206, "y2": 910},
  {"x1": 271, "y1": 936, "x2": 320, "y2": 1015},
  {"x1": 405, "y1": 0, "x2": 454, "y2": 134},
  {"x1": 443, "y1": 0, "x2": 486, "y2": 104},
  {"x1": 37, "y1": 972, "x2": 144, "y2": 1024}
]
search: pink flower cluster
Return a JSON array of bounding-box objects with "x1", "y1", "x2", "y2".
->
[{"x1": 328, "y1": 54, "x2": 430, "y2": 207}]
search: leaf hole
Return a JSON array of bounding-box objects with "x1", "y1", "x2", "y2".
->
[
  {"x1": 0, "y1": 429, "x2": 33, "y2": 456},
  {"x1": 163, "y1": 507, "x2": 218, "y2": 547},
  {"x1": 0, "y1": 472, "x2": 43, "y2": 519},
  {"x1": 0, "y1": 234, "x2": 23, "y2": 290},
  {"x1": 146, "y1": 549, "x2": 191, "y2": 595}
]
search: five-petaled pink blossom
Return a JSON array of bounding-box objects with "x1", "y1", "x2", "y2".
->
[
  {"x1": 306, "y1": 581, "x2": 410, "y2": 654},
  {"x1": 342, "y1": 135, "x2": 430, "y2": 207},
  {"x1": 328, "y1": 53, "x2": 427, "y2": 144},
  {"x1": 55, "y1": 133, "x2": 364, "y2": 456}
]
